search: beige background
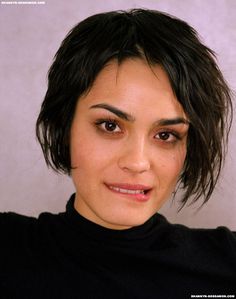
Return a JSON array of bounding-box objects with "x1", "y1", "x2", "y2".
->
[{"x1": 0, "y1": 0, "x2": 235, "y2": 229}]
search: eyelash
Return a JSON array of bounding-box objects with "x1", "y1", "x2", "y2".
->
[
  {"x1": 94, "y1": 118, "x2": 182, "y2": 143},
  {"x1": 95, "y1": 118, "x2": 122, "y2": 134}
]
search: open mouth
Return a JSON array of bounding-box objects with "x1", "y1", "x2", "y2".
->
[
  {"x1": 105, "y1": 183, "x2": 152, "y2": 201},
  {"x1": 108, "y1": 186, "x2": 149, "y2": 195}
]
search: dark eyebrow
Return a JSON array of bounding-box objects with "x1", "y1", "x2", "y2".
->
[
  {"x1": 89, "y1": 103, "x2": 135, "y2": 122},
  {"x1": 156, "y1": 117, "x2": 190, "y2": 126},
  {"x1": 89, "y1": 103, "x2": 189, "y2": 126}
]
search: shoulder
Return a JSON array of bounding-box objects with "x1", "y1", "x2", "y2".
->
[
  {"x1": 175, "y1": 222, "x2": 236, "y2": 245},
  {"x1": 0, "y1": 211, "x2": 37, "y2": 237},
  {"x1": 0, "y1": 210, "x2": 67, "y2": 273},
  {"x1": 0, "y1": 210, "x2": 66, "y2": 239},
  {"x1": 154, "y1": 215, "x2": 236, "y2": 280},
  {"x1": 170, "y1": 220, "x2": 236, "y2": 261},
  {"x1": 155, "y1": 213, "x2": 236, "y2": 254},
  {"x1": 0, "y1": 212, "x2": 38, "y2": 269},
  {"x1": 0, "y1": 210, "x2": 65, "y2": 255},
  {"x1": 170, "y1": 218, "x2": 236, "y2": 245},
  {"x1": 157, "y1": 212, "x2": 236, "y2": 240},
  {"x1": 0, "y1": 211, "x2": 40, "y2": 253}
]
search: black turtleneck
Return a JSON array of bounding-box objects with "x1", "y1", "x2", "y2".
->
[{"x1": 0, "y1": 194, "x2": 236, "y2": 298}]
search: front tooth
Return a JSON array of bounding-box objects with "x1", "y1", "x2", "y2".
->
[
  {"x1": 110, "y1": 186, "x2": 144, "y2": 194},
  {"x1": 119, "y1": 188, "x2": 129, "y2": 193}
]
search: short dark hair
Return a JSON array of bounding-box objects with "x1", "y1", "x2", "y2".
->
[{"x1": 36, "y1": 8, "x2": 233, "y2": 209}]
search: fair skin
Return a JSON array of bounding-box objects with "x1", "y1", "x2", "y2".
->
[{"x1": 70, "y1": 58, "x2": 189, "y2": 230}]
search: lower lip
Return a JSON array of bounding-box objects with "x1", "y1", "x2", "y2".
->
[{"x1": 105, "y1": 185, "x2": 151, "y2": 202}]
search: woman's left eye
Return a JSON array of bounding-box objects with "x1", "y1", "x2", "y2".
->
[{"x1": 155, "y1": 131, "x2": 179, "y2": 143}]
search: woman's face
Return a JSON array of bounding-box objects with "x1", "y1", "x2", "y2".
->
[{"x1": 70, "y1": 58, "x2": 189, "y2": 230}]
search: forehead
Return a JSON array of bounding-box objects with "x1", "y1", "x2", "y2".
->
[
  {"x1": 80, "y1": 58, "x2": 186, "y2": 119},
  {"x1": 90, "y1": 58, "x2": 174, "y2": 95}
]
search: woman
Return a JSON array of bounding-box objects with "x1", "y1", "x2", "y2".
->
[{"x1": 1, "y1": 9, "x2": 235, "y2": 298}]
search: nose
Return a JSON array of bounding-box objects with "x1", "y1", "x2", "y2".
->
[{"x1": 117, "y1": 136, "x2": 151, "y2": 174}]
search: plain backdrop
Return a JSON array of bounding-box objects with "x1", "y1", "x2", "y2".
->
[{"x1": 0, "y1": 0, "x2": 235, "y2": 229}]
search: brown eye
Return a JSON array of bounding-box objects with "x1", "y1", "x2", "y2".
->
[
  {"x1": 95, "y1": 119, "x2": 122, "y2": 133},
  {"x1": 104, "y1": 121, "x2": 118, "y2": 131},
  {"x1": 155, "y1": 131, "x2": 180, "y2": 143},
  {"x1": 158, "y1": 132, "x2": 171, "y2": 140}
]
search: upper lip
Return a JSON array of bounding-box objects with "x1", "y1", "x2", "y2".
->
[{"x1": 105, "y1": 183, "x2": 152, "y2": 191}]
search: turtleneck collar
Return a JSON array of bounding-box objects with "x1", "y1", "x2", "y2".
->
[{"x1": 64, "y1": 193, "x2": 171, "y2": 249}]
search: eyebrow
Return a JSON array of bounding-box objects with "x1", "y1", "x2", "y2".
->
[
  {"x1": 89, "y1": 103, "x2": 135, "y2": 122},
  {"x1": 89, "y1": 103, "x2": 189, "y2": 126},
  {"x1": 156, "y1": 118, "x2": 189, "y2": 126}
]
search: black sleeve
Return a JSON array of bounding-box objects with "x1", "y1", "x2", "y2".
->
[{"x1": 0, "y1": 212, "x2": 37, "y2": 263}]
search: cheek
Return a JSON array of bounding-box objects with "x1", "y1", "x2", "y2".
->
[
  {"x1": 157, "y1": 146, "x2": 186, "y2": 186},
  {"x1": 171, "y1": 147, "x2": 186, "y2": 173},
  {"x1": 70, "y1": 134, "x2": 116, "y2": 172},
  {"x1": 70, "y1": 139, "x2": 98, "y2": 192}
]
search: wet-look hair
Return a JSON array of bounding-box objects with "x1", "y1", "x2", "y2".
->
[{"x1": 36, "y1": 9, "x2": 232, "y2": 210}]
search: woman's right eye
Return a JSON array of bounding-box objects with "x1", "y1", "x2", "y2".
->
[{"x1": 95, "y1": 119, "x2": 122, "y2": 133}]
